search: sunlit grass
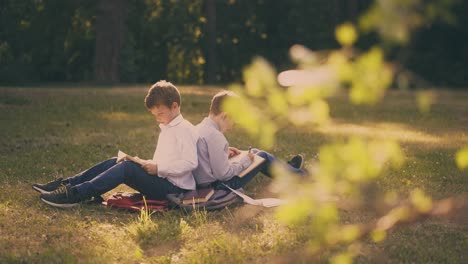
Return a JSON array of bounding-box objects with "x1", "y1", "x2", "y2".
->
[{"x1": 0, "y1": 85, "x2": 466, "y2": 263}]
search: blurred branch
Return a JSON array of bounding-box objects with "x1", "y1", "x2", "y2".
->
[
  {"x1": 274, "y1": 195, "x2": 467, "y2": 263},
  {"x1": 360, "y1": 195, "x2": 468, "y2": 234}
]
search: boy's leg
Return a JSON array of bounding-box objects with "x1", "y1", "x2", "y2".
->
[
  {"x1": 255, "y1": 151, "x2": 305, "y2": 177},
  {"x1": 220, "y1": 151, "x2": 274, "y2": 189},
  {"x1": 32, "y1": 158, "x2": 118, "y2": 194},
  {"x1": 73, "y1": 161, "x2": 184, "y2": 201},
  {"x1": 123, "y1": 164, "x2": 186, "y2": 200},
  {"x1": 220, "y1": 160, "x2": 268, "y2": 189},
  {"x1": 221, "y1": 150, "x2": 305, "y2": 189},
  {"x1": 66, "y1": 158, "x2": 118, "y2": 186}
]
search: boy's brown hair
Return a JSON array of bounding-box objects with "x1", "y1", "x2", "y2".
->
[
  {"x1": 144, "y1": 80, "x2": 181, "y2": 109},
  {"x1": 209, "y1": 90, "x2": 237, "y2": 116}
]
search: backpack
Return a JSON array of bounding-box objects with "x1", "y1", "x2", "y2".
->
[
  {"x1": 102, "y1": 192, "x2": 168, "y2": 212},
  {"x1": 166, "y1": 188, "x2": 244, "y2": 211}
]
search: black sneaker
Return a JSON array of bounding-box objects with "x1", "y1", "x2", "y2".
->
[
  {"x1": 40, "y1": 184, "x2": 82, "y2": 208},
  {"x1": 287, "y1": 154, "x2": 304, "y2": 169},
  {"x1": 32, "y1": 177, "x2": 65, "y2": 194}
]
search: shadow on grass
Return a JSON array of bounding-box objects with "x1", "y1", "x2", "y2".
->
[{"x1": 0, "y1": 183, "x2": 147, "y2": 263}]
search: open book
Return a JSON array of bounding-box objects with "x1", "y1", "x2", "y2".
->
[
  {"x1": 116, "y1": 150, "x2": 144, "y2": 165},
  {"x1": 229, "y1": 150, "x2": 265, "y2": 177},
  {"x1": 222, "y1": 184, "x2": 287, "y2": 208}
]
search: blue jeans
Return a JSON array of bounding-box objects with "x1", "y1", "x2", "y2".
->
[
  {"x1": 67, "y1": 158, "x2": 186, "y2": 200},
  {"x1": 220, "y1": 150, "x2": 305, "y2": 190}
]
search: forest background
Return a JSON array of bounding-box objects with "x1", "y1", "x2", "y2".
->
[{"x1": 1, "y1": 0, "x2": 468, "y2": 88}]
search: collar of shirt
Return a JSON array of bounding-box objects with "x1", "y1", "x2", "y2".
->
[
  {"x1": 159, "y1": 114, "x2": 184, "y2": 131},
  {"x1": 202, "y1": 117, "x2": 220, "y2": 131}
]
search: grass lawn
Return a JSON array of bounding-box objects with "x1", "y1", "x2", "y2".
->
[{"x1": 0, "y1": 85, "x2": 467, "y2": 263}]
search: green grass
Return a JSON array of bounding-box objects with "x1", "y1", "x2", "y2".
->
[{"x1": 0, "y1": 85, "x2": 467, "y2": 263}]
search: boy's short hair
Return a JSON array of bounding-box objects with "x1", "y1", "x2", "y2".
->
[
  {"x1": 210, "y1": 90, "x2": 237, "y2": 116},
  {"x1": 145, "y1": 80, "x2": 181, "y2": 109}
]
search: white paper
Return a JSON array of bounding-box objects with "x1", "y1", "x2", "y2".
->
[{"x1": 222, "y1": 184, "x2": 288, "y2": 208}]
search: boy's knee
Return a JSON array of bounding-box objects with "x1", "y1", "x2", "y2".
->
[
  {"x1": 119, "y1": 160, "x2": 139, "y2": 173},
  {"x1": 120, "y1": 160, "x2": 138, "y2": 168},
  {"x1": 256, "y1": 151, "x2": 270, "y2": 159}
]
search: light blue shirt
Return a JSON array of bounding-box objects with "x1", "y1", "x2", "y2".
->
[
  {"x1": 153, "y1": 114, "x2": 198, "y2": 190},
  {"x1": 193, "y1": 117, "x2": 252, "y2": 185}
]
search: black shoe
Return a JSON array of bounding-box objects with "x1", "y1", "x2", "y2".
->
[
  {"x1": 287, "y1": 154, "x2": 304, "y2": 169},
  {"x1": 40, "y1": 184, "x2": 82, "y2": 208},
  {"x1": 32, "y1": 177, "x2": 65, "y2": 194}
]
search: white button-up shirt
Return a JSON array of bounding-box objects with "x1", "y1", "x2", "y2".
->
[
  {"x1": 193, "y1": 117, "x2": 252, "y2": 185},
  {"x1": 153, "y1": 114, "x2": 198, "y2": 190}
]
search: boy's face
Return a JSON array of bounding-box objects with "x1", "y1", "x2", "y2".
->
[{"x1": 150, "y1": 102, "x2": 179, "y2": 125}]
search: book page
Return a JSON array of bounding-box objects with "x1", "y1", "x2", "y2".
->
[
  {"x1": 222, "y1": 184, "x2": 288, "y2": 208},
  {"x1": 255, "y1": 198, "x2": 288, "y2": 208},
  {"x1": 117, "y1": 150, "x2": 127, "y2": 163},
  {"x1": 117, "y1": 150, "x2": 144, "y2": 165},
  {"x1": 228, "y1": 150, "x2": 265, "y2": 177}
]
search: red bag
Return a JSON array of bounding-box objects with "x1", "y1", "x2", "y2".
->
[{"x1": 102, "y1": 192, "x2": 168, "y2": 212}]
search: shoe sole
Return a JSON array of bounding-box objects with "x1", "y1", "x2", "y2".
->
[
  {"x1": 297, "y1": 154, "x2": 304, "y2": 169},
  {"x1": 290, "y1": 154, "x2": 304, "y2": 170},
  {"x1": 32, "y1": 185, "x2": 51, "y2": 194},
  {"x1": 40, "y1": 197, "x2": 80, "y2": 208}
]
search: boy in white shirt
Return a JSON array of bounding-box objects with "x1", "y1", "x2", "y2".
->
[
  {"x1": 34, "y1": 81, "x2": 199, "y2": 208},
  {"x1": 193, "y1": 90, "x2": 305, "y2": 190}
]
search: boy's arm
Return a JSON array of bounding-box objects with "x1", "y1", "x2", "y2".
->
[
  {"x1": 228, "y1": 146, "x2": 241, "y2": 158},
  {"x1": 206, "y1": 135, "x2": 252, "y2": 181}
]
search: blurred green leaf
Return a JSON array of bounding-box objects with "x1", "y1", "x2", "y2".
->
[
  {"x1": 308, "y1": 99, "x2": 330, "y2": 125},
  {"x1": 331, "y1": 252, "x2": 352, "y2": 264},
  {"x1": 350, "y1": 47, "x2": 393, "y2": 105},
  {"x1": 243, "y1": 57, "x2": 277, "y2": 97},
  {"x1": 410, "y1": 188, "x2": 433, "y2": 213},
  {"x1": 328, "y1": 51, "x2": 354, "y2": 83},
  {"x1": 267, "y1": 91, "x2": 288, "y2": 115},
  {"x1": 335, "y1": 22, "x2": 357, "y2": 46},
  {"x1": 371, "y1": 229, "x2": 387, "y2": 243},
  {"x1": 416, "y1": 90, "x2": 436, "y2": 114},
  {"x1": 455, "y1": 146, "x2": 468, "y2": 170},
  {"x1": 276, "y1": 199, "x2": 313, "y2": 225},
  {"x1": 341, "y1": 225, "x2": 360, "y2": 242}
]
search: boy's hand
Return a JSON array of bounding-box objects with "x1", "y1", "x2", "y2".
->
[
  {"x1": 141, "y1": 160, "x2": 158, "y2": 175},
  {"x1": 131, "y1": 156, "x2": 144, "y2": 163},
  {"x1": 228, "y1": 147, "x2": 241, "y2": 158}
]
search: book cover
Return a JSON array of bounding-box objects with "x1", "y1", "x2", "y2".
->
[
  {"x1": 182, "y1": 188, "x2": 215, "y2": 204},
  {"x1": 228, "y1": 150, "x2": 266, "y2": 177}
]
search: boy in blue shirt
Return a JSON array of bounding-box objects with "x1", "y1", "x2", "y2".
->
[{"x1": 193, "y1": 90, "x2": 305, "y2": 190}]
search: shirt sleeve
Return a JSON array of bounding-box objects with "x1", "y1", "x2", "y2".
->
[
  {"x1": 157, "y1": 128, "x2": 198, "y2": 178},
  {"x1": 206, "y1": 133, "x2": 253, "y2": 181}
]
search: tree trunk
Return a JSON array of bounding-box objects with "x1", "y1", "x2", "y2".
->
[
  {"x1": 204, "y1": 0, "x2": 217, "y2": 84},
  {"x1": 94, "y1": 0, "x2": 126, "y2": 83}
]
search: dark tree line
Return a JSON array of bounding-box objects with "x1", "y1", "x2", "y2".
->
[{"x1": 0, "y1": 0, "x2": 467, "y2": 87}]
